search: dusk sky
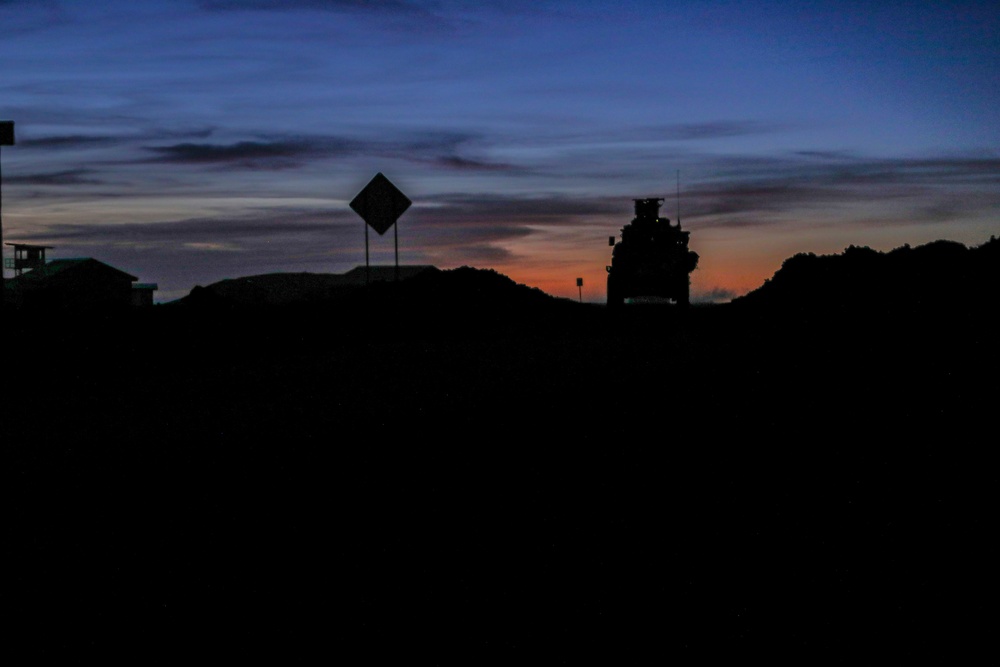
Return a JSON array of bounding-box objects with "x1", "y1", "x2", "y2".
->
[{"x1": 2, "y1": 0, "x2": 998, "y2": 302}]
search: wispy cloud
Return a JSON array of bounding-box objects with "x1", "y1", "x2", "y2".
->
[
  {"x1": 413, "y1": 193, "x2": 621, "y2": 226},
  {"x1": 693, "y1": 286, "x2": 739, "y2": 303},
  {"x1": 455, "y1": 244, "x2": 515, "y2": 262},
  {"x1": 16, "y1": 135, "x2": 121, "y2": 150},
  {"x1": 14, "y1": 127, "x2": 216, "y2": 151},
  {"x1": 656, "y1": 121, "x2": 787, "y2": 141},
  {"x1": 684, "y1": 153, "x2": 1000, "y2": 229},
  {"x1": 196, "y1": 0, "x2": 446, "y2": 28},
  {"x1": 193, "y1": 0, "x2": 506, "y2": 43},
  {"x1": 547, "y1": 121, "x2": 790, "y2": 145},
  {"x1": 405, "y1": 193, "x2": 623, "y2": 264},
  {"x1": 17, "y1": 208, "x2": 350, "y2": 245},
  {"x1": 5, "y1": 168, "x2": 106, "y2": 186},
  {"x1": 0, "y1": 0, "x2": 67, "y2": 36},
  {"x1": 140, "y1": 131, "x2": 518, "y2": 172},
  {"x1": 708, "y1": 154, "x2": 1000, "y2": 186},
  {"x1": 420, "y1": 156, "x2": 523, "y2": 173},
  {"x1": 199, "y1": 0, "x2": 428, "y2": 11},
  {"x1": 143, "y1": 140, "x2": 323, "y2": 169}
]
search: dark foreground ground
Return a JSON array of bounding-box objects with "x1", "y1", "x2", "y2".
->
[{"x1": 7, "y1": 297, "x2": 995, "y2": 660}]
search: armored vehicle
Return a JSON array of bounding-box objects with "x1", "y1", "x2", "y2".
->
[{"x1": 607, "y1": 198, "x2": 698, "y2": 307}]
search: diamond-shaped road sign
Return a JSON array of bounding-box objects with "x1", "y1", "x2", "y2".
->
[{"x1": 350, "y1": 172, "x2": 411, "y2": 236}]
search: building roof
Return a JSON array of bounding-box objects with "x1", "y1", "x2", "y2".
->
[
  {"x1": 6, "y1": 258, "x2": 139, "y2": 285},
  {"x1": 5, "y1": 243, "x2": 55, "y2": 250}
]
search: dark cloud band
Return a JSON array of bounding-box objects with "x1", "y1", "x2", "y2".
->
[{"x1": 5, "y1": 169, "x2": 105, "y2": 186}]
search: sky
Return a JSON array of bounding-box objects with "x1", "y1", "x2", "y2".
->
[{"x1": 1, "y1": 0, "x2": 998, "y2": 302}]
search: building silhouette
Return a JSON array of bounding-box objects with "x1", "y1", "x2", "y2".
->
[{"x1": 3, "y1": 250, "x2": 157, "y2": 308}]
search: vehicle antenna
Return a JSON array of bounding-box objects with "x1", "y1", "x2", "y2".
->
[{"x1": 676, "y1": 170, "x2": 681, "y2": 228}]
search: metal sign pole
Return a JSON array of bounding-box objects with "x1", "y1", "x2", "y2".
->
[
  {"x1": 2, "y1": 121, "x2": 17, "y2": 312},
  {"x1": 365, "y1": 218, "x2": 370, "y2": 286},
  {"x1": 1, "y1": 144, "x2": 4, "y2": 312},
  {"x1": 394, "y1": 221, "x2": 399, "y2": 283}
]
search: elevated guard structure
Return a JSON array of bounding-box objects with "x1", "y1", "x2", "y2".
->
[{"x1": 6, "y1": 243, "x2": 53, "y2": 276}]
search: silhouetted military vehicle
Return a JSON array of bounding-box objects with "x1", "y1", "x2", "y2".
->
[{"x1": 606, "y1": 198, "x2": 699, "y2": 307}]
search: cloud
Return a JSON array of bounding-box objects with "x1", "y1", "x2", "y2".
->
[
  {"x1": 419, "y1": 156, "x2": 523, "y2": 173},
  {"x1": 657, "y1": 121, "x2": 785, "y2": 141},
  {"x1": 691, "y1": 216, "x2": 779, "y2": 229},
  {"x1": 195, "y1": 0, "x2": 462, "y2": 36},
  {"x1": 17, "y1": 135, "x2": 120, "y2": 150},
  {"x1": 549, "y1": 121, "x2": 789, "y2": 145},
  {"x1": 5, "y1": 169, "x2": 106, "y2": 186},
  {"x1": 197, "y1": 0, "x2": 443, "y2": 24},
  {"x1": 139, "y1": 131, "x2": 518, "y2": 172},
  {"x1": 17, "y1": 209, "x2": 350, "y2": 245},
  {"x1": 200, "y1": 0, "x2": 423, "y2": 10},
  {"x1": 693, "y1": 287, "x2": 739, "y2": 303},
  {"x1": 403, "y1": 192, "x2": 625, "y2": 264},
  {"x1": 680, "y1": 182, "x2": 834, "y2": 222},
  {"x1": 710, "y1": 154, "x2": 1000, "y2": 187},
  {"x1": 794, "y1": 150, "x2": 854, "y2": 160},
  {"x1": 0, "y1": 1, "x2": 67, "y2": 35},
  {"x1": 182, "y1": 241, "x2": 243, "y2": 252},
  {"x1": 683, "y1": 153, "x2": 1000, "y2": 229},
  {"x1": 455, "y1": 244, "x2": 515, "y2": 262},
  {"x1": 143, "y1": 140, "x2": 323, "y2": 169},
  {"x1": 0, "y1": 0, "x2": 58, "y2": 8},
  {"x1": 413, "y1": 193, "x2": 622, "y2": 226},
  {"x1": 14, "y1": 127, "x2": 216, "y2": 152}
]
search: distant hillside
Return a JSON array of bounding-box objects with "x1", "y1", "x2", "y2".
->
[
  {"x1": 734, "y1": 237, "x2": 1000, "y2": 313},
  {"x1": 174, "y1": 265, "x2": 569, "y2": 310},
  {"x1": 174, "y1": 265, "x2": 437, "y2": 307}
]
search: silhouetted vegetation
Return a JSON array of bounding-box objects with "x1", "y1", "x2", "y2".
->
[{"x1": 734, "y1": 236, "x2": 1000, "y2": 315}]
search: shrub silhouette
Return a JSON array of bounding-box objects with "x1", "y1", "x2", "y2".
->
[{"x1": 734, "y1": 237, "x2": 999, "y2": 313}]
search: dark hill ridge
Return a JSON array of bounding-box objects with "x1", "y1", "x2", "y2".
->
[
  {"x1": 176, "y1": 264, "x2": 571, "y2": 310},
  {"x1": 177, "y1": 265, "x2": 438, "y2": 307},
  {"x1": 172, "y1": 237, "x2": 1000, "y2": 315},
  {"x1": 733, "y1": 236, "x2": 999, "y2": 313}
]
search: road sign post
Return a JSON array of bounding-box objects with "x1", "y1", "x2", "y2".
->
[
  {"x1": 349, "y1": 173, "x2": 411, "y2": 285},
  {"x1": 577, "y1": 277, "x2": 583, "y2": 303},
  {"x1": 0, "y1": 121, "x2": 14, "y2": 311}
]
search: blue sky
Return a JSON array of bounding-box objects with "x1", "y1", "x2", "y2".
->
[{"x1": 2, "y1": 0, "x2": 998, "y2": 301}]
